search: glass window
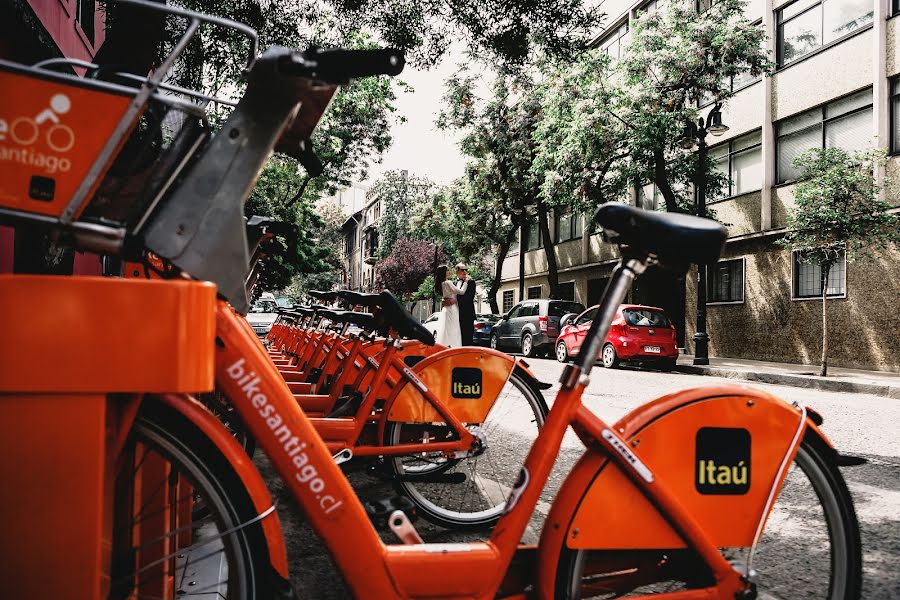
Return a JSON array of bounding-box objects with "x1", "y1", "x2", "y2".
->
[
  {"x1": 77, "y1": 0, "x2": 96, "y2": 45},
  {"x1": 707, "y1": 259, "x2": 744, "y2": 302},
  {"x1": 776, "y1": 90, "x2": 873, "y2": 183},
  {"x1": 778, "y1": 0, "x2": 873, "y2": 67},
  {"x1": 891, "y1": 78, "x2": 900, "y2": 153},
  {"x1": 793, "y1": 252, "x2": 846, "y2": 298},
  {"x1": 709, "y1": 130, "x2": 763, "y2": 198},
  {"x1": 600, "y1": 22, "x2": 630, "y2": 60},
  {"x1": 623, "y1": 309, "x2": 670, "y2": 327},
  {"x1": 502, "y1": 291, "x2": 515, "y2": 313},
  {"x1": 555, "y1": 208, "x2": 584, "y2": 243},
  {"x1": 575, "y1": 307, "x2": 599, "y2": 325},
  {"x1": 527, "y1": 285, "x2": 542, "y2": 299},
  {"x1": 525, "y1": 218, "x2": 543, "y2": 251},
  {"x1": 639, "y1": 182, "x2": 661, "y2": 211}
]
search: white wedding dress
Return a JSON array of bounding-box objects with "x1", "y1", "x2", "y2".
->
[{"x1": 434, "y1": 278, "x2": 468, "y2": 347}]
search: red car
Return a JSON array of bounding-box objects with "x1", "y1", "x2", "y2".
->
[{"x1": 555, "y1": 304, "x2": 679, "y2": 370}]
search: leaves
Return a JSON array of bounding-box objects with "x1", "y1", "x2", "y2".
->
[
  {"x1": 779, "y1": 148, "x2": 899, "y2": 266},
  {"x1": 377, "y1": 238, "x2": 444, "y2": 298}
]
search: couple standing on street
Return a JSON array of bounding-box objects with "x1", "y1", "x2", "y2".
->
[{"x1": 433, "y1": 263, "x2": 476, "y2": 347}]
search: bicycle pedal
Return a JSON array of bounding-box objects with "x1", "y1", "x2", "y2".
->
[
  {"x1": 388, "y1": 510, "x2": 423, "y2": 545},
  {"x1": 364, "y1": 496, "x2": 418, "y2": 525}
]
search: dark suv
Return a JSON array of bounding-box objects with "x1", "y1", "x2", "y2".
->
[{"x1": 490, "y1": 299, "x2": 585, "y2": 357}]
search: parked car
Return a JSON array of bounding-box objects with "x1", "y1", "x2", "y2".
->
[
  {"x1": 555, "y1": 304, "x2": 678, "y2": 370},
  {"x1": 473, "y1": 313, "x2": 501, "y2": 347},
  {"x1": 421, "y1": 312, "x2": 501, "y2": 347},
  {"x1": 246, "y1": 294, "x2": 293, "y2": 337},
  {"x1": 490, "y1": 299, "x2": 585, "y2": 358}
]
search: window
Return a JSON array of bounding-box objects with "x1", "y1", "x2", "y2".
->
[
  {"x1": 777, "y1": 0, "x2": 873, "y2": 67},
  {"x1": 549, "y1": 301, "x2": 585, "y2": 317},
  {"x1": 77, "y1": 0, "x2": 96, "y2": 45},
  {"x1": 558, "y1": 282, "x2": 576, "y2": 302},
  {"x1": 525, "y1": 218, "x2": 543, "y2": 251},
  {"x1": 502, "y1": 291, "x2": 515, "y2": 313},
  {"x1": 891, "y1": 78, "x2": 900, "y2": 154},
  {"x1": 696, "y1": 0, "x2": 715, "y2": 13},
  {"x1": 555, "y1": 209, "x2": 583, "y2": 243},
  {"x1": 623, "y1": 309, "x2": 670, "y2": 327},
  {"x1": 639, "y1": 182, "x2": 660, "y2": 211},
  {"x1": 709, "y1": 130, "x2": 762, "y2": 198},
  {"x1": 599, "y1": 21, "x2": 630, "y2": 60},
  {"x1": 776, "y1": 89, "x2": 872, "y2": 183},
  {"x1": 793, "y1": 251, "x2": 846, "y2": 298},
  {"x1": 575, "y1": 307, "x2": 598, "y2": 325},
  {"x1": 524, "y1": 302, "x2": 540, "y2": 317},
  {"x1": 707, "y1": 258, "x2": 745, "y2": 303},
  {"x1": 527, "y1": 285, "x2": 542, "y2": 299}
]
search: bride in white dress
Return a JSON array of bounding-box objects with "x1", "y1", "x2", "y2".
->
[{"x1": 433, "y1": 264, "x2": 469, "y2": 347}]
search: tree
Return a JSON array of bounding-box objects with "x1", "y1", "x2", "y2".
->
[
  {"x1": 615, "y1": 0, "x2": 771, "y2": 213},
  {"x1": 377, "y1": 238, "x2": 444, "y2": 298},
  {"x1": 438, "y1": 72, "x2": 563, "y2": 302},
  {"x1": 370, "y1": 170, "x2": 434, "y2": 258},
  {"x1": 778, "y1": 148, "x2": 898, "y2": 376}
]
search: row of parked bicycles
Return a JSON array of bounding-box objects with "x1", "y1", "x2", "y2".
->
[{"x1": 0, "y1": 1, "x2": 863, "y2": 598}]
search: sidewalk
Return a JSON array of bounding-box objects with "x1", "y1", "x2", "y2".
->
[{"x1": 675, "y1": 355, "x2": 900, "y2": 399}]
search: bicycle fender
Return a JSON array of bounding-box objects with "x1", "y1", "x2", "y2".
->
[
  {"x1": 513, "y1": 360, "x2": 553, "y2": 390},
  {"x1": 536, "y1": 385, "x2": 809, "y2": 596},
  {"x1": 155, "y1": 393, "x2": 290, "y2": 579},
  {"x1": 386, "y1": 347, "x2": 516, "y2": 423}
]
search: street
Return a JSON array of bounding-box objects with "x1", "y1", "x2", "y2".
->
[{"x1": 260, "y1": 358, "x2": 900, "y2": 599}]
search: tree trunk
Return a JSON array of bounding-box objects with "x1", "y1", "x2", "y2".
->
[
  {"x1": 285, "y1": 175, "x2": 313, "y2": 209},
  {"x1": 489, "y1": 225, "x2": 519, "y2": 314},
  {"x1": 537, "y1": 201, "x2": 560, "y2": 298},
  {"x1": 653, "y1": 148, "x2": 681, "y2": 213},
  {"x1": 820, "y1": 264, "x2": 830, "y2": 377}
]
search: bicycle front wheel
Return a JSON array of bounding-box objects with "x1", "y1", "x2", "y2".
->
[
  {"x1": 110, "y1": 398, "x2": 274, "y2": 599},
  {"x1": 556, "y1": 434, "x2": 862, "y2": 599},
  {"x1": 385, "y1": 370, "x2": 548, "y2": 530}
]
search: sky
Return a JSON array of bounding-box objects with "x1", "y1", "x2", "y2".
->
[{"x1": 362, "y1": 50, "x2": 471, "y2": 186}]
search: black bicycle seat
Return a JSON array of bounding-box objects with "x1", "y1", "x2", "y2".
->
[
  {"x1": 309, "y1": 304, "x2": 330, "y2": 312},
  {"x1": 290, "y1": 306, "x2": 316, "y2": 317},
  {"x1": 337, "y1": 290, "x2": 381, "y2": 308},
  {"x1": 345, "y1": 311, "x2": 376, "y2": 330},
  {"x1": 373, "y1": 290, "x2": 435, "y2": 346},
  {"x1": 595, "y1": 203, "x2": 727, "y2": 267}
]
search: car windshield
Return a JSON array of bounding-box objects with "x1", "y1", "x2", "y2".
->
[
  {"x1": 275, "y1": 297, "x2": 292, "y2": 308},
  {"x1": 549, "y1": 302, "x2": 585, "y2": 317},
  {"x1": 251, "y1": 300, "x2": 277, "y2": 313},
  {"x1": 624, "y1": 309, "x2": 669, "y2": 327}
]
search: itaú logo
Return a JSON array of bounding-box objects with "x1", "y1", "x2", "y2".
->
[
  {"x1": 451, "y1": 367, "x2": 482, "y2": 398},
  {"x1": 227, "y1": 358, "x2": 343, "y2": 515},
  {"x1": 695, "y1": 427, "x2": 751, "y2": 495}
]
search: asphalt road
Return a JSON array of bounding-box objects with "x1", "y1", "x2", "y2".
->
[{"x1": 259, "y1": 357, "x2": 900, "y2": 599}]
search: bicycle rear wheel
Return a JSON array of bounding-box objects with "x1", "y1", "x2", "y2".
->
[
  {"x1": 385, "y1": 370, "x2": 548, "y2": 530},
  {"x1": 110, "y1": 399, "x2": 274, "y2": 599},
  {"x1": 555, "y1": 434, "x2": 862, "y2": 599}
]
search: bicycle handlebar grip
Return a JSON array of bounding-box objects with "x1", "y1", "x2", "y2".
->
[{"x1": 281, "y1": 47, "x2": 405, "y2": 83}]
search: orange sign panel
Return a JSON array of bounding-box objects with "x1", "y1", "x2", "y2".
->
[{"x1": 0, "y1": 66, "x2": 133, "y2": 218}]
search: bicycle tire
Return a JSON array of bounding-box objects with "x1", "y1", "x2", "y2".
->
[
  {"x1": 110, "y1": 398, "x2": 274, "y2": 599},
  {"x1": 554, "y1": 433, "x2": 862, "y2": 599},
  {"x1": 385, "y1": 370, "x2": 548, "y2": 530}
]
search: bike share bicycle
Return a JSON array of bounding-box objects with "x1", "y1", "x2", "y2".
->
[{"x1": 0, "y1": 2, "x2": 861, "y2": 598}]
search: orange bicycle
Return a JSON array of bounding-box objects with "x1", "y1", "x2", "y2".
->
[{"x1": 0, "y1": 3, "x2": 860, "y2": 598}]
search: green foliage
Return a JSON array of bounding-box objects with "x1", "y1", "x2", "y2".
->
[
  {"x1": 377, "y1": 238, "x2": 444, "y2": 299},
  {"x1": 370, "y1": 170, "x2": 434, "y2": 258},
  {"x1": 411, "y1": 275, "x2": 436, "y2": 302},
  {"x1": 778, "y1": 148, "x2": 898, "y2": 266}
]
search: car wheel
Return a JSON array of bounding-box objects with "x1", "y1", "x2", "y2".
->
[
  {"x1": 490, "y1": 333, "x2": 499, "y2": 350},
  {"x1": 601, "y1": 343, "x2": 620, "y2": 369},
  {"x1": 521, "y1": 332, "x2": 535, "y2": 358},
  {"x1": 556, "y1": 340, "x2": 570, "y2": 363}
]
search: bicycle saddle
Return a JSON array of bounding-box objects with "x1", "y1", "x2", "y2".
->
[
  {"x1": 373, "y1": 291, "x2": 435, "y2": 346},
  {"x1": 595, "y1": 203, "x2": 727, "y2": 267},
  {"x1": 318, "y1": 309, "x2": 377, "y2": 330},
  {"x1": 290, "y1": 306, "x2": 316, "y2": 317},
  {"x1": 336, "y1": 290, "x2": 380, "y2": 308}
]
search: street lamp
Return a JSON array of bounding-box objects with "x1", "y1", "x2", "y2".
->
[{"x1": 680, "y1": 108, "x2": 728, "y2": 366}]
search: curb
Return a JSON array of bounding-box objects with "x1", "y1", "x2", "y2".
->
[{"x1": 674, "y1": 364, "x2": 900, "y2": 399}]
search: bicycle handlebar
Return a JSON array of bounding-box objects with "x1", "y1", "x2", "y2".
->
[{"x1": 279, "y1": 47, "x2": 405, "y2": 84}]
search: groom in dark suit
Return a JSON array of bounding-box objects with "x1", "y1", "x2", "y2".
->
[{"x1": 456, "y1": 263, "x2": 476, "y2": 346}]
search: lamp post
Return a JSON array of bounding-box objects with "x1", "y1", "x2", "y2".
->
[{"x1": 680, "y1": 108, "x2": 728, "y2": 366}]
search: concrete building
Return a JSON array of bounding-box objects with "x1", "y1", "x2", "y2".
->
[
  {"x1": 340, "y1": 189, "x2": 382, "y2": 291},
  {"x1": 497, "y1": 0, "x2": 900, "y2": 371}
]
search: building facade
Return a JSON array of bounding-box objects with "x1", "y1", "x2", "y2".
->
[
  {"x1": 340, "y1": 190, "x2": 382, "y2": 292},
  {"x1": 497, "y1": 0, "x2": 900, "y2": 371}
]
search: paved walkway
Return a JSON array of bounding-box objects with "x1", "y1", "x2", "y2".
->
[{"x1": 676, "y1": 355, "x2": 900, "y2": 399}]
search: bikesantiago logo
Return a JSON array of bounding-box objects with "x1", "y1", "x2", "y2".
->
[
  {"x1": 451, "y1": 367, "x2": 482, "y2": 398},
  {"x1": 0, "y1": 93, "x2": 75, "y2": 176},
  {"x1": 695, "y1": 427, "x2": 751, "y2": 495}
]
